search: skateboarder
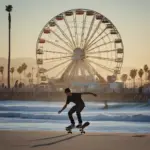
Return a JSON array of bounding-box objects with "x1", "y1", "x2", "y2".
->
[{"x1": 58, "y1": 88, "x2": 97, "y2": 129}]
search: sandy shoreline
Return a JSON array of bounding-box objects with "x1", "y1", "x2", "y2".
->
[{"x1": 0, "y1": 130, "x2": 150, "y2": 150}]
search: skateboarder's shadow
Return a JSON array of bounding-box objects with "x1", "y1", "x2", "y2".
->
[
  {"x1": 30, "y1": 133, "x2": 68, "y2": 141},
  {"x1": 31, "y1": 134, "x2": 81, "y2": 148}
]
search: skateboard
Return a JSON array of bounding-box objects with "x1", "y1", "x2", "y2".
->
[{"x1": 66, "y1": 122, "x2": 90, "y2": 134}]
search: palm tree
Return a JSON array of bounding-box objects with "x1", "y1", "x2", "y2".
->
[
  {"x1": 120, "y1": 74, "x2": 128, "y2": 88},
  {"x1": 143, "y1": 64, "x2": 149, "y2": 82},
  {"x1": 21, "y1": 63, "x2": 27, "y2": 76},
  {"x1": 32, "y1": 67, "x2": 35, "y2": 83},
  {"x1": 138, "y1": 69, "x2": 144, "y2": 86},
  {"x1": 127, "y1": 77, "x2": 132, "y2": 88},
  {"x1": 27, "y1": 72, "x2": 32, "y2": 78},
  {"x1": 27, "y1": 72, "x2": 32, "y2": 84},
  {"x1": 0, "y1": 66, "x2": 4, "y2": 82},
  {"x1": 130, "y1": 69, "x2": 137, "y2": 89},
  {"x1": 6, "y1": 5, "x2": 13, "y2": 88},
  {"x1": 36, "y1": 72, "x2": 40, "y2": 84},
  {"x1": 17, "y1": 66, "x2": 23, "y2": 81},
  {"x1": 10, "y1": 67, "x2": 15, "y2": 84}
]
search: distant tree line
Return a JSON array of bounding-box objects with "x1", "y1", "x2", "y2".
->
[
  {"x1": 0, "y1": 63, "x2": 36, "y2": 87},
  {"x1": 120, "y1": 64, "x2": 150, "y2": 88}
]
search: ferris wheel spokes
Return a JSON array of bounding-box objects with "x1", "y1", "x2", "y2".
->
[
  {"x1": 87, "y1": 49, "x2": 118, "y2": 54},
  {"x1": 44, "y1": 59, "x2": 67, "y2": 64},
  {"x1": 83, "y1": 19, "x2": 102, "y2": 49},
  {"x1": 54, "y1": 21, "x2": 75, "y2": 49},
  {"x1": 63, "y1": 15, "x2": 76, "y2": 48},
  {"x1": 66, "y1": 62, "x2": 77, "y2": 80},
  {"x1": 84, "y1": 61, "x2": 95, "y2": 77},
  {"x1": 73, "y1": 13, "x2": 79, "y2": 47},
  {"x1": 44, "y1": 50, "x2": 68, "y2": 55},
  {"x1": 82, "y1": 62, "x2": 91, "y2": 77},
  {"x1": 80, "y1": 13, "x2": 87, "y2": 48},
  {"x1": 85, "y1": 30, "x2": 109, "y2": 51},
  {"x1": 88, "y1": 59, "x2": 114, "y2": 73},
  {"x1": 49, "y1": 29, "x2": 74, "y2": 50},
  {"x1": 43, "y1": 55, "x2": 72, "y2": 64},
  {"x1": 55, "y1": 65, "x2": 68, "y2": 78},
  {"x1": 43, "y1": 55, "x2": 72, "y2": 61},
  {"x1": 45, "y1": 58, "x2": 71, "y2": 73},
  {"x1": 87, "y1": 56, "x2": 116, "y2": 62},
  {"x1": 46, "y1": 40, "x2": 72, "y2": 54},
  {"x1": 60, "y1": 61, "x2": 74, "y2": 79},
  {"x1": 83, "y1": 15, "x2": 96, "y2": 48},
  {"x1": 86, "y1": 40, "x2": 114, "y2": 53},
  {"x1": 61, "y1": 61, "x2": 77, "y2": 80},
  {"x1": 86, "y1": 61, "x2": 106, "y2": 82}
]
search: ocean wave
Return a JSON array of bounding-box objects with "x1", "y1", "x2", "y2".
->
[
  {"x1": 0, "y1": 103, "x2": 149, "y2": 112},
  {"x1": 0, "y1": 106, "x2": 59, "y2": 112},
  {"x1": 91, "y1": 114, "x2": 150, "y2": 122},
  {"x1": 0, "y1": 112, "x2": 150, "y2": 122},
  {"x1": 98, "y1": 103, "x2": 150, "y2": 109}
]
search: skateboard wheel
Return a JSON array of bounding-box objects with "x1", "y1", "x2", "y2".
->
[
  {"x1": 81, "y1": 132, "x2": 84, "y2": 134},
  {"x1": 68, "y1": 131, "x2": 72, "y2": 134}
]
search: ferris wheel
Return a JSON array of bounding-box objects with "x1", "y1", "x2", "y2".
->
[{"x1": 36, "y1": 8, "x2": 124, "y2": 83}]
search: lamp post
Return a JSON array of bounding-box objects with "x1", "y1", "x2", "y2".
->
[{"x1": 6, "y1": 5, "x2": 13, "y2": 88}]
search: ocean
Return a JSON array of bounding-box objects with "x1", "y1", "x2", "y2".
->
[{"x1": 0, "y1": 100, "x2": 150, "y2": 133}]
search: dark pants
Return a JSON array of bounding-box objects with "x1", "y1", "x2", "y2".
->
[{"x1": 68, "y1": 105, "x2": 84, "y2": 125}]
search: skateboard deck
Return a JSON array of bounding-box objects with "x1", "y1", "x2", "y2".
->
[{"x1": 66, "y1": 122, "x2": 90, "y2": 134}]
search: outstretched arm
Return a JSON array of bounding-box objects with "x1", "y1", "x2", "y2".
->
[
  {"x1": 58, "y1": 103, "x2": 67, "y2": 114},
  {"x1": 81, "y1": 92, "x2": 97, "y2": 97}
]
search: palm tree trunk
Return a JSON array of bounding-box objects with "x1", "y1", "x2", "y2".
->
[
  {"x1": 32, "y1": 68, "x2": 34, "y2": 85},
  {"x1": 124, "y1": 81, "x2": 126, "y2": 88},
  {"x1": 20, "y1": 74, "x2": 22, "y2": 82},
  {"x1": 2, "y1": 73, "x2": 4, "y2": 82},
  {"x1": 133, "y1": 78, "x2": 135, "y2": 91},
  {"x1": 122, "y1": 81, "x2": 125, "y2": 93},
  {"x1": 0, "y1": 73, "x2": 2, "y2": 82},
  {"x1": 24, "y1": 70, "x2": 26, "y2": 76},
  {"x1": 7, "y1": 12, "x2": 11, "y2": 88},
  {"x1": 141, "y1": 77, "x2": 142, "y2": 86},
  {"x1": 11, "y1": 73, "x2": 14, "y2": 85}
]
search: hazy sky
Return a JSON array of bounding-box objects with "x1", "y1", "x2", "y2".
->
[{"x1": 0, "y1": 0, "x2": 150, "y2": 68}]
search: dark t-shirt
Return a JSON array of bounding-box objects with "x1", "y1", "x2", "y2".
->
[{"x1": 66, "y1": 93, "x2": 85, "y2": 107}]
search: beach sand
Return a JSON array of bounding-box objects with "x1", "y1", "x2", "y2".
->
[{"x1": 0, "y1": 131, "x2": 150, "y2": 150}]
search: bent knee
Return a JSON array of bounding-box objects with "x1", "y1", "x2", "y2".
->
[
  {"x1": 68, "y1": 111, "x2": 73, "y2": 116},
  {"x1": 76, "y1": 111, "x2": 81, "y2": 115}
]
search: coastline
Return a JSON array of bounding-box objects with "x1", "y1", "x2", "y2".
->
[{"x1": 0, "y1": 130, "x2": 150, "y2": 150}]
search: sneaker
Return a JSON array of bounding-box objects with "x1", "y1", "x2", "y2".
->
[
  {"x1": 66, "y1": 124, "x2": 75, "y2": 129},
  {"x1": 76, "y1": 124, "x2": 82, "y2": 128}
]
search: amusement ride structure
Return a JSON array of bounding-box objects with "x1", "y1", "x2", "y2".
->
[{"x1": 36, "y1": 9, "x2": 124, "y2": 85}]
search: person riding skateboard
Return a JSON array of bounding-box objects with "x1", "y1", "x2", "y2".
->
[{"x1": 58, "y1": 88, "x2": 97, "y2": 128}]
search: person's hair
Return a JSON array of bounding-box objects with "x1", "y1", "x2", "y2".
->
[{"x1": 65, "y1": 88, "x2": 71, "y2": 93}]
